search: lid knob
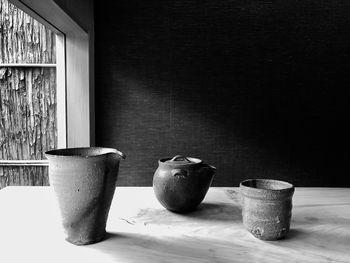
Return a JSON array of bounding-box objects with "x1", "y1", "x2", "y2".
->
[{"x1": 169, "y1": 155, "x2": 191, "y2": 162}]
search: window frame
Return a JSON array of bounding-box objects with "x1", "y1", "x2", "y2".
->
[{"x1": 8, "y1": 0, "x2": 94, "y2": 148}]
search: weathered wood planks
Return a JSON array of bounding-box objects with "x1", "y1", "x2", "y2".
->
[
  {"x1": 0, "y1": 0, "x2": 56, "y2": 64},
  {"x1": 0, "y1": 0, "x2": 56, "y2": 189}
]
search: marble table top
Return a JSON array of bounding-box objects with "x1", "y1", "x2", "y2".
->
[{"x1": 0, "y1": 186, "x2": 349, "y2": 263}]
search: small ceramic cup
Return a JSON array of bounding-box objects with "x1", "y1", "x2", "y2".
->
[{"x1": 240, "y1": 179, "x2": 294, "y2": 240}]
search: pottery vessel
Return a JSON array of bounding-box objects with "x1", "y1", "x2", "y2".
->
[
  {"x1": 240, "y1": 179, "x2": 294, "y2": 240},
  {"x1": 45, "y1": 147, "x2": 125, "y2": 245},
  {"x1": 153, "y1": 155, "x2": 216, "y2": 213}
]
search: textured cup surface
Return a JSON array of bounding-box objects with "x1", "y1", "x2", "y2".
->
[
  {"x1": 240, "y1": 179, "x2": 294, "y2": 240},
  {"x1": 46, "y1": 147, "x2": 125, "y2": 245}
]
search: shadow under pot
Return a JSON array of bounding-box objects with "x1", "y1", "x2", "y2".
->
[
  {"x1": 153, "y1": 155, "x2": 216, "y2": 213},
  {"x1": 240, "y1": 179, "x2": 295, "y2": 241}
]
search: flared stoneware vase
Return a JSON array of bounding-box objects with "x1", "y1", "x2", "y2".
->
[
  {"x1": 153, "y1": 155, "x2": 216, "y2": 213},
  {"x1": 240, "y1": 179, "x2": 294, "y2": 241},
  {"x1": 45, "y1": 147, "x2": 125, "y2": 245}
]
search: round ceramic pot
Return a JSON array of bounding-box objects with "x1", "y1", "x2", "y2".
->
[
  {"x1": 45, "y1": 147, "x2": 125, "y2": 245},
  {"x1": 153, "y1": 155, "x2": 216, "y2": 213},
  {"x1": 240, "y1": 179, "x2": 294, "y2": 240}
]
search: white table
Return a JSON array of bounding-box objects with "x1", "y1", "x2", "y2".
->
[{"x1": 0, "y1": 187, "x2": 349, "y2": 263}]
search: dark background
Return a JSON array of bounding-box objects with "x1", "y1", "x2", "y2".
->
[{"x1": 95, "y1": 0, "x2": 350, "y2": 186}]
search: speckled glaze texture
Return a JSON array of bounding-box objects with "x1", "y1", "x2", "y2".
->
[
  {"x1": 45, "y1": 147, "x2": 125, "y2": 245},
  {"x1": 240, "y1": 179, "x2": 294, "y2": 241},
  {"x1": 153, "y1": 156, "x2": 216, "y2": 213}
]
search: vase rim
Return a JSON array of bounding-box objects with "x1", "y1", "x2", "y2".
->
[
  {"x1": 45, "y1": 147, "x2": 125, "y2": 159},
  {"x1": 240, "y1": 179, "x2": 294, "y2": 197}
]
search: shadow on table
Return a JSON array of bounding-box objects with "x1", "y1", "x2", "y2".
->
[
  {"x1": 133, "y1": 202, "x2": 242, "y2": 224},
  {"x1": 280, "y1": 228, "x2": 305, "y2": 240},
  {"x1": 183, "y1": 202, "x2": 242, "y2": 222},
  {"x1": 294, "y1": 203, "x2": 350, "y2": 208},
  {"x1": 268, "y1": 226, "x2": 350, "y2": 257},
  {"x1": 91, "y1": 231, "x2": 242, "y2": 262},
  {"x1": 89, "y1": 228, "x2": 349, "y2": 262}
]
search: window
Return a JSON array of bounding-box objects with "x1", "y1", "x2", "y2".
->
[
  {"x1": 8, "y1": 0, "x2": 93, "y2": 147},
  {"x1": 0, "y1": 0, "x2": 92, "y2": 188}
]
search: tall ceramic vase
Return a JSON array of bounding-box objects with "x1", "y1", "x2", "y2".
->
[{"x1": 45, "y1": 147, "x2": 125, "y2": 245}]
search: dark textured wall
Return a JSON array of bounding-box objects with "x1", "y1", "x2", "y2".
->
[
  {"x1": 53, "y1": 0, "x2": 94, "y2": 32},
  {"x1": 95, "y1": 0, "x2": 350, "y2": 186}
]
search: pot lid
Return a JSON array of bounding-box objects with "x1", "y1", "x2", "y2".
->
[{"x1": 164, "y1": 155, "x2": 202, "y2": 165}]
